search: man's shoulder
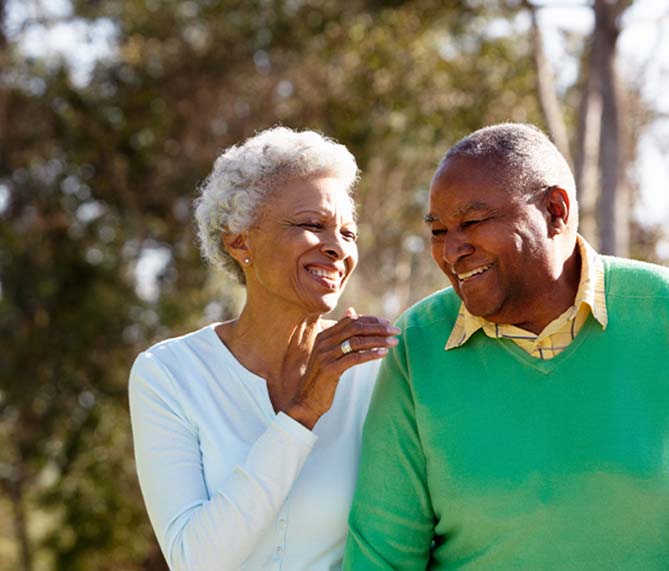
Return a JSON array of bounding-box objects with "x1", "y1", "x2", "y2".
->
[
  {"x1": 396, "y1": 286, "x2": 461, "y2": 331},
  {"x1": 603, "y1": 256, "x2": 669, "y2": 297}
]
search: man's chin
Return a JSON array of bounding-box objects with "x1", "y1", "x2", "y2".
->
[{"x1": 462, "y1": 299, "x2": 502, "y2": 321}]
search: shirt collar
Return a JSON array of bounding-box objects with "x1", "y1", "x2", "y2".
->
[{"x1": 444, "y1": 235, "x2": 608, "y2": 350}]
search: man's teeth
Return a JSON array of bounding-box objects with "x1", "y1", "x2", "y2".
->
[
  {"x1": 457, "y1": 264, "x2": 492, "y2": 281},
  {"x1": 308, "y1": 267, "x2": 339, "y2": 280}
]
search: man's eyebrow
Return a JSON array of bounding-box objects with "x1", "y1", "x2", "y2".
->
[
  {"x1": 424, "y1": 201, "x2": 493, "y2": 223},
  {"x1": 424, "y1": 213, "x2": 438, "y2": 224}
]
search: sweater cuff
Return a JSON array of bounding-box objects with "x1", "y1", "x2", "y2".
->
[{"x1": 274, "y1": 411, "x2": 318, "y2": 448}]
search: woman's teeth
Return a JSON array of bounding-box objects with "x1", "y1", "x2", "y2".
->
[{"x1": 307, "y1": 267, "x2": 340, "y2": 283}]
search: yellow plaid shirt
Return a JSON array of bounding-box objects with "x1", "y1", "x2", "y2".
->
[{"x1": 445, "y1": 235, "x2": 608, "y2": 360}]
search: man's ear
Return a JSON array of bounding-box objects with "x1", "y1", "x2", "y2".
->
[
  {"x1": 222, "y1": 231, "x2": 251, "y2": 265},
  {"x1": 544, "y1": 186, "x2": 571, "y2": 237}
]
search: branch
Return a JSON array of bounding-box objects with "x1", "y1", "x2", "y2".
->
[
  {"x1": 630, "y1": 7, "x2": 669, "y2": 85},
  {"x1": 613, "y1": 0, "x2": 634, "y2": 20},
  {"x1": 521, "y1": 0, "x2": 573, "y2": 165},
  {"x1": 521, "y1": 0, "x2": 591, "y2": 8}
]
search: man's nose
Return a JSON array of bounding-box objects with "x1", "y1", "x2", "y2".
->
[{"x1": 441, "y1": 231, "x2": 474, "y2": 266}]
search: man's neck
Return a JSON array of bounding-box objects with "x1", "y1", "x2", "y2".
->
[{"x1": 510, "y1": 241, "x2": 582, "y2": 335}]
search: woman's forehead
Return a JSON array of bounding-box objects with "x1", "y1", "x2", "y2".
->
[{"x1": 260, "y1": 176, "x2": 355, "y2": 219}]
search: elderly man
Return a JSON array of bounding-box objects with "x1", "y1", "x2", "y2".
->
[{"x1": 344, "y1": 123, "x2": 669, "y2": 570}]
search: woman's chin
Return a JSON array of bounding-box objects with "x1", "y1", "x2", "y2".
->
[{"x1": 302, "y1": 292, "x2": 343, "y2": 316}]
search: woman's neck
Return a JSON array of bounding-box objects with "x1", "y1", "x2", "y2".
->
[{"x1": 218, "y1": 300, "x2": 325, "y2": 389}]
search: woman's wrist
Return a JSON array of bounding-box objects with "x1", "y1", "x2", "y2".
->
[{"x1": 285, "y1": 401, "x2": 320, "y2": 430}]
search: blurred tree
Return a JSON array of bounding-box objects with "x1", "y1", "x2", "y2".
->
[
  {"x1": 524, "y1": 0, "x2": 643, "y2": 256},
  {"x1": 0, "y1": 0, "x2": 660, "y2": 569},
  {"x1": 0, "y1": 7, "x2": 163, "y2": 571},
  {"x1": 592, "y1": 0, "x2": 633, "y2": 256},
  {"x1": 522, "y1": 0, "x2": 572, "y2": 164},
  {"x1": 0, "y1": 65, "x2": 154, "y2": 569}
]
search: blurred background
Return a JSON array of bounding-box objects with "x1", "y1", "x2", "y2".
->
[{"x1": 1, "y1": 0, "x2": 667, "y2": 569}]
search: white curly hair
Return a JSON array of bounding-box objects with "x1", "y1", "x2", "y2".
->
[{"x1": 194, "y1": 126, "x2": 360, "y2": 284}]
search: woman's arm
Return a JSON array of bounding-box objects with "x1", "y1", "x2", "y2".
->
[
  {"x1": 129, "y1": 314, "x2": 398, "y2": 570},
  {"x1": 129, "y1": 352, "x2": 316, "y2": 571}
]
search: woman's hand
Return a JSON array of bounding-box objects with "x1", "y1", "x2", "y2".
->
[{"x1": 286, "y1": 308, "x2": 400, "y2": 429}]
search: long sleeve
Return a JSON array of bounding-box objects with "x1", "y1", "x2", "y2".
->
[
  {"x1": 343, "y1": 331, "x2": 435, "y2": 570},
  {"x1": 128, "y1": 351, "x2": 317, "y2": 571}
]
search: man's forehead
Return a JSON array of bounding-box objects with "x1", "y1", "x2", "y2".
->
[
  {"x1": 433, "y1": 153, "x2": 507, "y2": 183},
  {"x1": 430, "y1": 155, "x2": 515, "y2": 200}
]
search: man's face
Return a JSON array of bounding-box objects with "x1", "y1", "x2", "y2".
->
[{"x1": 427, "y1": 155, "x2": 556, "y2": 329}]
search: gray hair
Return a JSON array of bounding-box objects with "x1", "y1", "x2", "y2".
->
[
  {"x1": 440, "y1": 122, "x2": 576, "y2": 200},
  {"x1": 194, "y1": 126, "x2": 360, "y2": 283}
]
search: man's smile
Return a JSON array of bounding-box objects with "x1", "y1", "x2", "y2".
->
[{"x1": 455, "y1": 263, "x2": 493, "y2": 282}]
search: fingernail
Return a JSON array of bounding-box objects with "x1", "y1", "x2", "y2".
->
[
  {"x1": 387, "y1": 337, "x2": 399, "y2": 345},
  {"x1": 387, "y1": 326, "x2": 401, "y2": 334},
  {"x1": 377, "y1": 347, "x2": 388, "y2": 355}
]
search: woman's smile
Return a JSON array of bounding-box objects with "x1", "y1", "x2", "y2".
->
[{"x1": 305, "y1": 264, "x2": 345, "y2": 290}]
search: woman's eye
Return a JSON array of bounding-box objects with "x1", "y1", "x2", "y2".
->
[
  {"x1": 462, "y1": 219, "x2": 481, "y2": 229},
  {"x1": 431, "y1": 228, "x2": 447, "y2": 238}
]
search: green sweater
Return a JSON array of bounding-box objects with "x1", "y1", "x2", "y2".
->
[{"x1": 344, "y1": 257, "x2": 669, "y2": 570}]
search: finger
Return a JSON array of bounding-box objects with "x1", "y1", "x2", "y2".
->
[
  {"x1": 317, "y1": 330, "x2": 399, "y2": 364},
  {"x1": 320, "y1": 315, "x2": 398, "y2": 341},
  {"x1": 323, "y1": 314, "x2": 390, "y2": 335},
  {"x1": 341, "y1": 335, "x2": 399, "y2": 354},
  {"x1": 318, "y1": 328, "x2": 399, "y2": 363},
  {"x1": 328, "y1": 346, "x2": 391, "y2": 376},
  {"x1": 351, "y1": 313, "x2": 389, "y2": 326},
  {"x1": 344, "y1": 306, "x2": 358, "y2": 318}
]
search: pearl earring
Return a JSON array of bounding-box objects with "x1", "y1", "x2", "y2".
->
[{"x1": 243, "y1": 257, "x2": 251, "y2": 264}]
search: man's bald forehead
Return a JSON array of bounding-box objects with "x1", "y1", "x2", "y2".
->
[{"x1": 436, "y1": 123, "x2": 576, "y2": 199}]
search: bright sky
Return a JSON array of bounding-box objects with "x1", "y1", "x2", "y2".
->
[
  {"x1": 534, "y1": 0, "x2": 669, "y2": 231},
  {"x1": 6, "y1": 0, "x2": 669, "y2": 236}
]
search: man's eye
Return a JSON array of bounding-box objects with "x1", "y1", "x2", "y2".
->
[
  {"x1": 342, "y1": 230, "x2": 358, "y2": 241},
  {"x1": 301, "y1": 222, "x2": 323, "y2": 230}
]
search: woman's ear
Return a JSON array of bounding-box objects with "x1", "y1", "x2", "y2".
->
[
  {"x1": 544, "y1": 186, "x2": 571, "y2": 237},
  {"x1": 222, "y1": 231, "x2": 251, "y2": 265}
]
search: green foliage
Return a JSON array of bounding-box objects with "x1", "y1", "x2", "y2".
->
[
  {"x1": 0, "y1": 0, "x2": 552, "y2": 569},
  {"x1": 38, "y1": 400, "x2": 154, "y2": 571}
]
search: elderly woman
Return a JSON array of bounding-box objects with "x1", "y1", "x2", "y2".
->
[{"x1": 128, "y1": 127, "x2": 398, "y2": 571}]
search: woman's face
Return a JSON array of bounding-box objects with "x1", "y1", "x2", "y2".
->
[{"x1": 244, "y1": 176, "x2": 358, "y2": 316}]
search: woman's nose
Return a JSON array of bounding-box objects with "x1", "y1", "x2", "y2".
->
[{"x1": 321, "y1": 231, "x2": 350, "y2": 260}]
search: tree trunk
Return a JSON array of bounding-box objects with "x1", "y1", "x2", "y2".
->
[
  {"x1": 523, "y1": 1, "x2": 573, "y2": 167},
  {"x1": 7, "y1": 468, "x2": 34, "y2": 571},
  {"x1": 141, "y1": 542, "x2": 169, "y2": 571},
  {"x1": 0, "y1": 0, "x2": 8, "y2": 155},
  {"x1": 574, "y1": 43, "x2": 602, "y2": 246},
  {"x1": 593, "y1": 0, "x2": 631, "y2": 256}
]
